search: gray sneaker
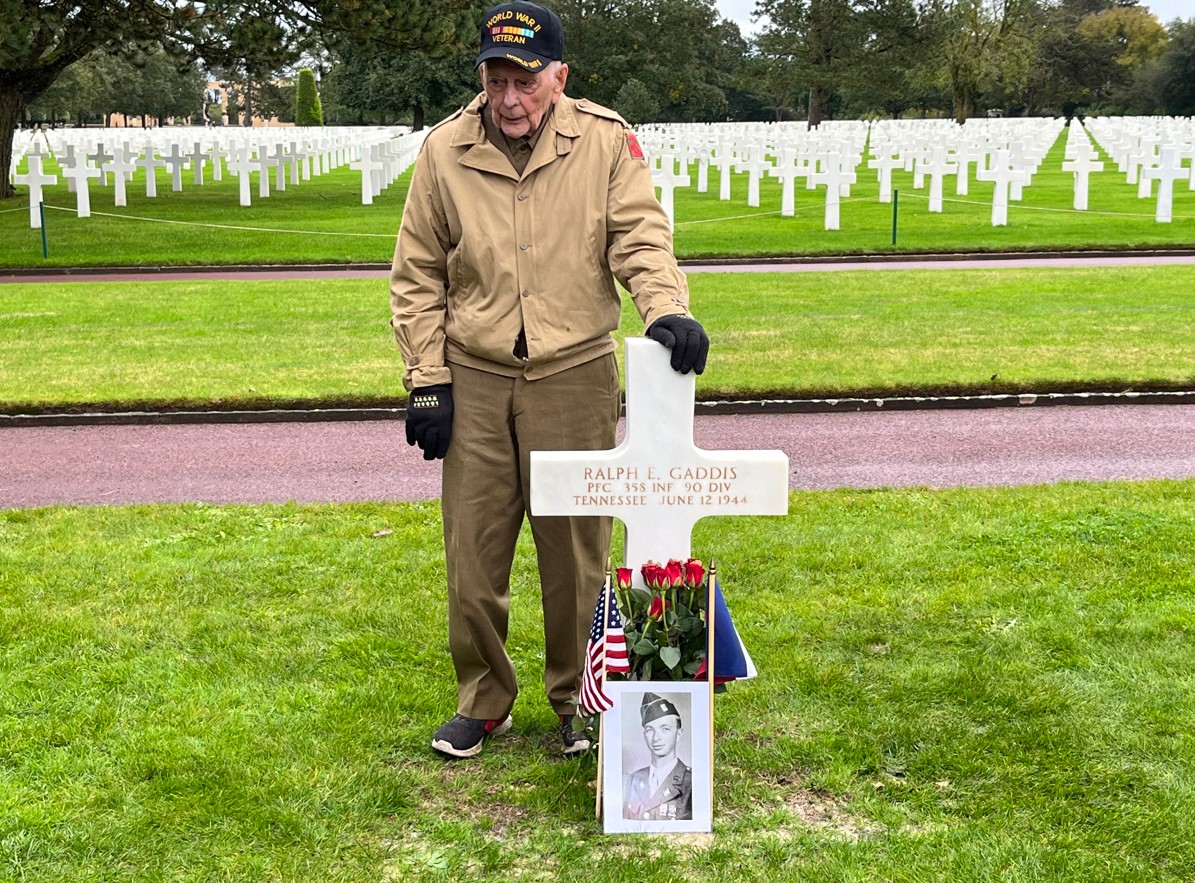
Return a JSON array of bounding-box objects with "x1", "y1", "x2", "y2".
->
[
  {"x1": 560, "y1": 714, "x2": 592, "y2": 756},
  {"x1": 431, "y1": 714, "x2": 512, "y2": 759}
]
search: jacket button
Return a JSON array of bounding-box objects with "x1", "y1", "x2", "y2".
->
[
  {"x1": 517, "y1": 193, "x2": 528, "y2": 201},
  {"x1": 519, "y1": 242, "x2": 530, "y2": 250},
  {"x1": 521, "y1": 289, "x2": 531, "y2": 298}
]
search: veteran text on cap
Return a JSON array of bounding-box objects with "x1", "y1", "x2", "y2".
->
[{"x1": 476, "y1": 1, "x2": 564, "y2": 73}]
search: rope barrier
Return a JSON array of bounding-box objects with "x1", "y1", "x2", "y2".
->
[
  {"x1": 0, "y1": 206, "x2": 28, "y2": 215},
  {"x1": 897, "y1": 190, "x2": 1195, "y2": 221},
  {"x1": 40, "y1": 204, "x2": 395, "y2": 238},
  {"x1": 675, "y1": 197, "x2": 876, "y2": 227}
]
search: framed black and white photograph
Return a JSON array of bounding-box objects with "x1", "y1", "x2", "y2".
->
[{"x1": 601, "y1": 681, "x2": 713, "y2": 833}]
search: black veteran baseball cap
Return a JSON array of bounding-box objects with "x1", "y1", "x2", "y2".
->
[
  {"x1": 641, "y1": 692, "x2": 682, "y2": 726},
  {"x1": 476, "y1": 1, "x2": 564, "y2": 73}
]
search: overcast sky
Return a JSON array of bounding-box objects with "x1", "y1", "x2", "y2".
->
[{"x1": 713, "y1": 0, "x2": 1191, "y2": 38}]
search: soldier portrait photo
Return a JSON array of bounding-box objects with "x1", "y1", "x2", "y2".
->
[{"x1": 622, "y1": 691, "x2": 694, "y2": 822}]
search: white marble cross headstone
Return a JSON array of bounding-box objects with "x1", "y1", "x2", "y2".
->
[
  {"x1": 1142, "y1": 146, "x2": 1187, "y2": 223},
  {"x1": 811, "y1": 154, "x2": 856, "y2": 231},
  {"x1": 976, "y1": 149, "x2": 1026, "y2": 227},
  {"x1": 350, "y1": 147, "x2": 383, "y2": 205},
  {"x1": 14, "y1": 155, "x2": 57, "y2": 229},
  {"x1": 1061, "y1": 149, "x2": 1103, "y2": 211},
  {"x1": 651, "y1": 155, "x2": 690, "y2": 233},
  {"x1": 735, "y1": 148, "x2": 771, "y2": 208},
  {"x1": 162, "y1": 142, "x2": 187, "y2": 192},
  {"x1": 530, "y1": 338, "x2": 789, "y2": 591},
  {"x1": 188, "y1": 142, "x2": 207, "y2": 185},
  {"x1": 227, "y1": 148, "x2": 255, "y2": 207},
  {"x1": 104, "y1": 150, "x2": 138, "y2": 208},
  {"x1": 136, "y1": 145, "x2": 165, "y2": 198},
  {"x1": 61, "y1": 158, "x2": 101, "y2": 218}
]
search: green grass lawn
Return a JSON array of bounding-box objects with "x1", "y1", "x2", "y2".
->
[
  {"x1": 2, "y1": 130, "x2": 1193, "y2": 268},
  {"x1": 2, "y1": 265, "x2": 1193, "y2": 412},
  {"x1": 3, "y1": 480, "x2": 1194, "y2": 881}
]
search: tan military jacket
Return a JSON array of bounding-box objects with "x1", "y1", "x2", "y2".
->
[{"x1": 390, "y1": 92, "x2": 690, "y2": 390}]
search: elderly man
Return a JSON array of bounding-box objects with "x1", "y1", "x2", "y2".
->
[
  {"x1": 623, "y1": 693, "x2": 693, "y2": 821},
  {"x1": 391, "y1": 0, "x2": 708, "y2": 759}
]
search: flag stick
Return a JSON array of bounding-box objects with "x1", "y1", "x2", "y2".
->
[
  {"x1": 707, "y1": 559, "x2": 717, "y2": 814},
  {"x1": 595, "y1": 563, "x2": 613, "y2": 820}
]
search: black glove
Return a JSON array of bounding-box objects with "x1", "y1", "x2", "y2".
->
[
  {"x1": 647, "y1": 315, "x2": 709, "y2": 375},
  {"x1": 405, "y1": 384, "x2": 453, "y2": 461}
]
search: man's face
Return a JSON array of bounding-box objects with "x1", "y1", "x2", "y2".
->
[
  {"x1": 482, "y1": 58, "x2": 567, "y2": 139},
  {"x1": 643, "y1": 714, "x2": 681, "y2": 759}
]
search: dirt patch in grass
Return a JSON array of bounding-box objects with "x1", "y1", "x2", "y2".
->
[{"x1": 785, "y1": 788, "x2": 882, "y2": 841}]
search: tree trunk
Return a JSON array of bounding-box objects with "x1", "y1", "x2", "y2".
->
[
  {"x1": 243, "y1": 82, "x2": 254, "y2": 126},
  {"x1": 413, "y1": 104, "x2": 426, "y2": 131},
  {"x1": 0, "y1": 87, "x2": 24, "y2": 200},
  {"x1": 953, "y1": 92, "x2": 972, "y2": 125},
  {"x1": 808, "y1": 85, "x2": 826, "y2": 129}
]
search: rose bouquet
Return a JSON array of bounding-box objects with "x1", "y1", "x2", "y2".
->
[{"x1": 613, "y1": 558, "x2": 711, "y2": 681}]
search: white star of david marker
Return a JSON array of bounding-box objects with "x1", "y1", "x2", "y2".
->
[{"x1": 531, "y1": 337, "x2": 789, "y2": 590}]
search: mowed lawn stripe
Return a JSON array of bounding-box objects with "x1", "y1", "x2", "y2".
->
[{"x1": 2, "y1": 265, "x2": 1193, "y2": 411}]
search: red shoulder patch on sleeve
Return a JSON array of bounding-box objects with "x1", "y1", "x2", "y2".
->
[{"x1": 625, "y1": 131, "x2": 645, "y2": 160}]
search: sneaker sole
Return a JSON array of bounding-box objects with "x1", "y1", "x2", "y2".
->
[
  {"x1": 431, "y1": 716, "x2": 512, "y2": 759},
  {"x1": 562, "y1": 736, "x2": 592, "y2": 756}
]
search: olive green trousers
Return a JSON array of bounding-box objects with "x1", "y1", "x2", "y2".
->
[{"x1": 442, "y1": 354, "x2": 620, "y2": 720}]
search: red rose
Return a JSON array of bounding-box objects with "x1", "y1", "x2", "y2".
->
[
  {"x1": 664, "y1": 559, "x2": 684, "y2": 587},
  {"x1": 616, "y1": 568, "x2": 633, "y2": 591},
  {"x1": 683, "y1": 558, "x2": 705, "y2": 588},
  {"x1": 648, "y1": 594, "x2": 669, "y2": 620},
  {"x1": 641, "y1": 561, "x2": 665, "y2": 590}
]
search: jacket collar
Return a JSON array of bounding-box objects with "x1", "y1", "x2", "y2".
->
[{"x1": 451, "y1": 93, "x2": 580, "y2": 179}]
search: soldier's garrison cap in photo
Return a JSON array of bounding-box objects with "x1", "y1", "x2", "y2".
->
[
  {"x1": 476, "y1": 1, "x2": 564, "y2": 73},
  {"x1": 640, "y1": 692, "x2": 682, "y2": 726}
]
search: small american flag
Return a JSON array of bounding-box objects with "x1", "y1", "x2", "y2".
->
[{"x1": 579, "y1": 578, "x2": 630, "y2": 715}]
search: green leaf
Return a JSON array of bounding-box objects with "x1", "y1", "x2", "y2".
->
[
  {"x1": 632, "y1": 638, "x2": 656, "y2": 655},
  {"x1": 660, "y1": 646, "x2": 681, "y2": 669}
]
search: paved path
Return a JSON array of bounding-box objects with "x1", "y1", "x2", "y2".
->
[
  {"x1": 3, "y1": 253, "x2": 1195, "y2": 284},
  {"x1": 4, "y1": 405, "x2": 1193, "y2": 509}
]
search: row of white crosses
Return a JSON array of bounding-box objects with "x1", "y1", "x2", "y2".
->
[
  {"x1": 9, "y1": 126, "x2": 425, "y2": 227},
  {"x1": 632, "y1": 117, "x2": 1078, "y2": 230},
  {"x1": 1082, "y1": 116, "x2": 1195, "y2": 223},
  {"x1": 637, "y1": 121, "x2": 869, "y2": 231},
  {"x1": 868, "y1": 117, "x2": 1065, "y2": 225}
]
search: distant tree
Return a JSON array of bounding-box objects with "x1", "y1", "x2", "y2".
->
[
  {"x1": 939, "y1": 0, "x2": 1036, "y2": 122},
  {"x1": 325, "y1": 44, "x2": 476, "y2": 128},
  {"x1": 295, "y1": 67, "x2": 323, "y2": 125},
  {"x1": 1153, "y1": 19, "x2": 1195, "y2": 114},
  {"x1": 556, "y1": 0, "x2": 742, "y2": 122},
  {"x1": 614, "y1": 78, "x2": 660, "y2": 123},
  {"x1": 756, "y1": 0, "x2": 868, "y2": 126},
  {"x1": 1077, "y1": 4, "x2": 1168, "y2": 68}
]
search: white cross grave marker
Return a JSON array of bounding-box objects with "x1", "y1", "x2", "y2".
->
[
  {"x1": 1142, "y1": 146, "x2": 1187, "y2": 223},
  {"x1": 530, "y1": 337, "x2": 789, "y2": 590},
  {"x1": 811, "y1": 154, "x2": 856, "y2": 231},
  {"x1": 14, "y1": 155, "x2": 57, "y2": 229},
  {"x1": 188, "y1": 142, "x2": 207, "y2": 185},
  {"x1": 136, "y1": 145, "x2": 165, "y2": 198},
  {"x1": 162, "y1": 143, "x2": 187, "y2": 192},
  {"x1": 735, "y1": 149, "x2": 771, "y2": 208},
  {"x1": 976, "y1": 149, "x2": 1026, "y2": 227},
  {"x1": 350, "y1": 146, "x2": 383, "y2": 205},
  {"x1": 88, "y1": 143, "x2": 114, "y2": 186},
  {"x1": 104, "y1": 150, "x2": 138, "y2": 207},
  {"x1": 1061, "y1": 149, "x2": 1103, "y2": 211},
  {"x1": 61, "y1": 158, "x2": 101, "y2": 218},
  {"x1": 651, "y1": 155, "x2": 690, "y2": 233},
  {"x1": 227, "y1": 148, "x2": 255, "y2": 207}
]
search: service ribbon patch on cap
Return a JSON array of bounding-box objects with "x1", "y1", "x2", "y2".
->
[{"x1": 625, "y1": 131, "x2": 645, "y2": 161}]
